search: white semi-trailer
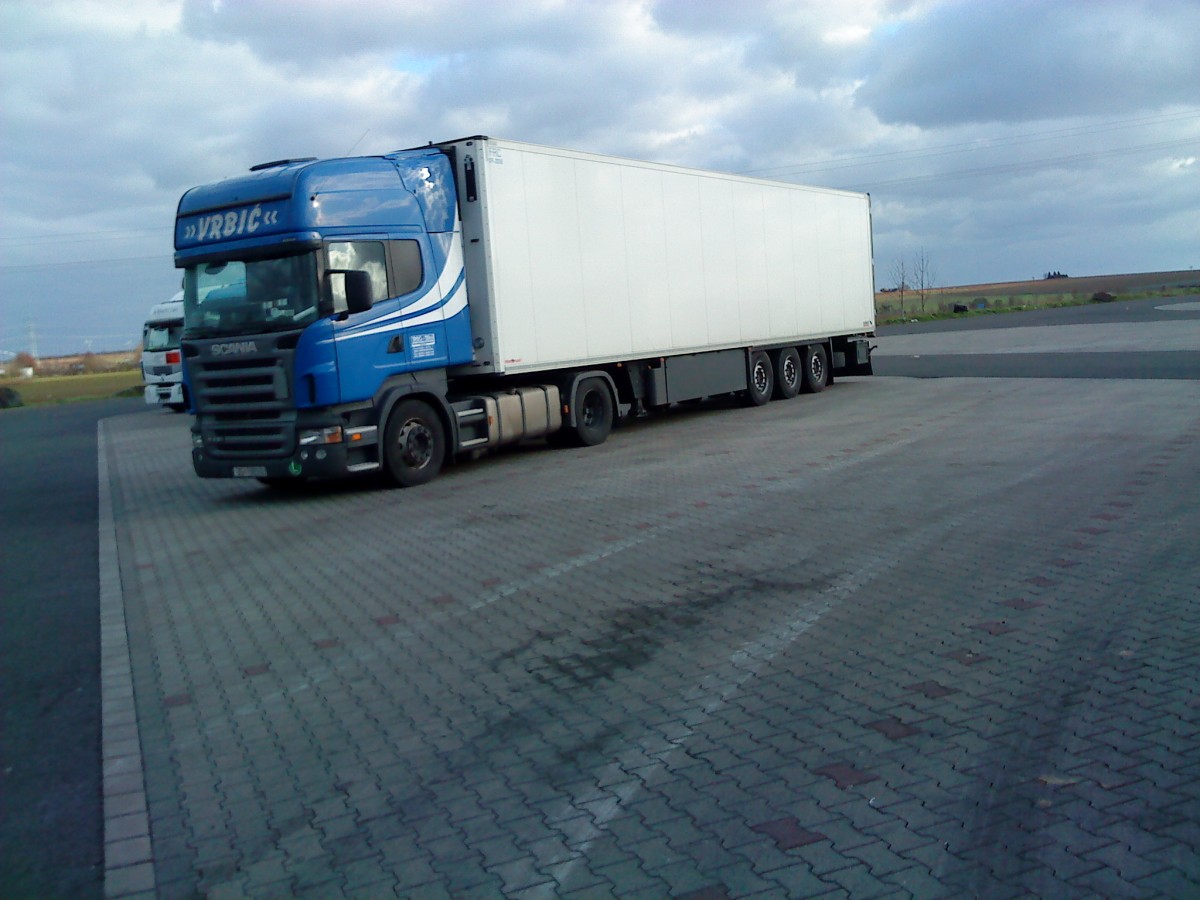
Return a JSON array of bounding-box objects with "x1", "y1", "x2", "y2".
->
[{"x1": 175, "y1": 136, "x2": 875, "y2": 486}]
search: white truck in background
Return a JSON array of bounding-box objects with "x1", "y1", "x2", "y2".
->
[{"x1": 141, "y1": 291, "x2": 187, "y2": 411}]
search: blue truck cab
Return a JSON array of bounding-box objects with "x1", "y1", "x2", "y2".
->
[{"x1": 175, "y1": 148, "x2": 475, "y2": 483}]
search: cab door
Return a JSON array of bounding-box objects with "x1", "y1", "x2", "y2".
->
[{"x1": 330, "y1": 237, "x2": 448, "y2": 402}]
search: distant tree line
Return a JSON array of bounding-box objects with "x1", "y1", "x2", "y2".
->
[{"x1": 0, "y1": 350, "x2": 138, "y2": 377}]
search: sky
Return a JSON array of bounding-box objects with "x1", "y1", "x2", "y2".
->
[{"x1": 1, "y1": 0, "x2": 1197, "y2": 358}]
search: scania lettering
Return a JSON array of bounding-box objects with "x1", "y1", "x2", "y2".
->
[
  {"x1": 141, "y1": 291, "x2": 187, "y2": 411},
  {"x1": 175, "y1": 136, "x2": 876, "y2": 487},
  {"x1": 211, "y1": 341, "x2": 259, "y2": 356}
]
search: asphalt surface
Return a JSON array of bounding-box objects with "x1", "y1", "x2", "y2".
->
[
  {"x1": 879, "y1": 294, "x2": 1199, "y2": 333},
  {"x1": 99, "y1": 298, "x2": 1197, "y2": 898},
  {"x1": 2, "y1": 297, "x2": 1197, "y2": 898},
  {"x1": 873, "y1": 295, "x2": 1200, "y2": 380},
  {"x1": 0, "y1": 397, "x2": 147, "y2": 898}
]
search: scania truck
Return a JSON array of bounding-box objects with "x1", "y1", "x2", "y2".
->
[
  {"x1": 141, "y1": 290, "x2": 186, "y2": 410},
  {"x1": 174, "y1": 136, "x2": 875, "y2": 487}
]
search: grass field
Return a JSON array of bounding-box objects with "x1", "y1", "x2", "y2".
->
[
  {"x1": 0, "y1": 370, "x2": 143, "y2": 407},
  {"x1": 876, "y1": 268, "x2": 1199, "y2": 323}
]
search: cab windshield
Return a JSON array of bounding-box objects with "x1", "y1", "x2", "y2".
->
[
  {"x1": 183, "y1": 253, "x2": 319, "y2": 338},
  {"x1": 144, "y1": 322, "x2": 182, "y2": 351}
]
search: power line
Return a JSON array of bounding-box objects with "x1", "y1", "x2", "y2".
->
[
  {"x1": 850, "y1": 137, "x2": 1199, "y2": 191},
  {"x1": 24, "y1": 334, "x2": 136, "y2": 340},
  {"x1": 0, "y1": 254, "x2": 174, "y2": 271},
  {"x1": 0, "y1": 227, "x2": 167, "y2": 244},
  {"x1": 0, "y1": 109, "x2": 1195, "y2": 269},
  {"x1": 741, "y1": 109, "x2": 1200, "y2": 179}
]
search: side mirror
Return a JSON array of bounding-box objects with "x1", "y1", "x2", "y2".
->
[{"x1": 328, "y1": 269, "x2": 374, "y2": 314}]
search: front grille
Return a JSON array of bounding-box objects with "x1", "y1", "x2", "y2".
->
[
  {"x1": 194, "y1": 358, "x2": 284, "y2": 410},
  {"x1": 188, "y1": 341, "x2": 297, "y2": 459},
  {"x1": 203, "y1": 415, "x2": 294, "y2": 456}
]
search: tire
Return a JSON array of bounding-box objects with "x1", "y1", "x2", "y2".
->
[
  {"x1": 383, "y1": 398, "x2": 446, "y2": 487},
  {"x1": 566, "y1": 377, "x2": 614, "y2": 447},
  {"x1": 772, "y1": 347, "x2": 802, "y2": 400},
  {"x1": 743, "y1": 350, "x2": 773, "y2": 407},
  {"x1": 802, "y1": 344, "x2": 829, "y2": 394}
]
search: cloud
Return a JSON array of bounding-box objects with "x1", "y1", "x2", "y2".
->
[
  {"x1": 857, "y1": 0, "x2": 1200, "y2": 126},
  {"x1": 178, "y1": 0, "x2": 624, "y2": 68},
  {"x1": 1, "y1": 0, "x2": 1197, "y2": 355}
]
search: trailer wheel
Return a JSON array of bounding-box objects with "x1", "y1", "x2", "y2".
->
[
  {"x1": 383, "y1": 398, "x2": 445, "y2": 487},
  {"x1": 568, "y1": 377, "x2": 614, "y2": 446},
  {"x1": 802, "y1": 344, "x2": 829, "y2": 394},
  {"x1": 773, "y1": 347, "x2": 802, "y2": 400},
  {"x1": 743, "y1": 351, "x2": 773, "y2": 406}
]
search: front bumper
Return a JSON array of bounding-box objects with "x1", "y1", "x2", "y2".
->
[
  {"x1": 192, "y1": 441, "x2": 353, "y2": 479},
  {"x1": 191, "y1": 417, "x2": 380, "y2": 480},
  {"x1": 145, "y1": 382, "x2": 184, "y2": 406}
]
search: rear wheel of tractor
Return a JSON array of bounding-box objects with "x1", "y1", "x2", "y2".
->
[
  {"x1": 802, "y1": 344, "x2": 829, "y2": 393},
  {"x1": 743, "y1": 351, "x2": 773, "y2": 406},
  {"x1": 568, "y1": 377, "x2": 615, "y2": 446},
  {"x1": 383, "y1": 398, "x2": 445, "y2": 487},
  {"x1": 773, "y1": 347, "x2": 801, "y2": 399}
]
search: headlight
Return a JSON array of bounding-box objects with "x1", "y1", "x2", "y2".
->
[{"x1": 299, "y1": 426, "x2": 343, "y2": 445}]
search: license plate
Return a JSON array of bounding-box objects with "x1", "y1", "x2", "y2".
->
[{"x1": 232, "y1": 466, "x2": 268, "y2": 477}]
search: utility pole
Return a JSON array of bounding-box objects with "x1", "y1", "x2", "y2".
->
[{"x1": 27, "y1": 320, "x2": 39, "y2": 362}]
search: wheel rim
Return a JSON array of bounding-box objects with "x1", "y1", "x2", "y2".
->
[
  {"x1": 753, "y1": 361, "x2": 770, "y2": 394},
  {"x1": 810, "y1": 353, "x2": 824, "y2": 383},
  {"x1": 783, "y1": 355, "x2": 798, "y2": 390},
  {"x1": 582, "y1": 390, "x2": 604, "y2": 428},
  {"x1": 397, "y1": 418, "x2": 433, "y2": 469}
]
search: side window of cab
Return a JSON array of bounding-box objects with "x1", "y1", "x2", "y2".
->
[
  {"x1": 327, "y1": 241, "x2": 388, "y2": 313},
  {"x1": 326, "y1": 240, "x2": 424, "y2": 313},
  {"x1": 390, "y1": 240, "x2": 423, "y2": 296}
]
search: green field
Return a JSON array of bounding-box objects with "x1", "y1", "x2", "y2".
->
[
  {"x1": 0, "y1": 370, "x2": 143, "y2": 407},
  {"x1": 876, "y1": 269, "x2": 1199, "y2": 323}
]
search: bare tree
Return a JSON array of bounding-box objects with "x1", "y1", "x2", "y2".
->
[
  {"x1": 888, "y1": 257, "x2": 909, "y2": 315},
  {"x1": 912, "y1": 247, "x2": 936, "y2": 314}
]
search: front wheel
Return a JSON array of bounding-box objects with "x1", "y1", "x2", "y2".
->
[{"x1": 383, "y1": 398, "x2": 446, "y2": 487}]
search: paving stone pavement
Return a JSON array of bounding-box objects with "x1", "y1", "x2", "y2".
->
[{"x1": 100, "y1": 376, "x2": 1200, "y2": 898}]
